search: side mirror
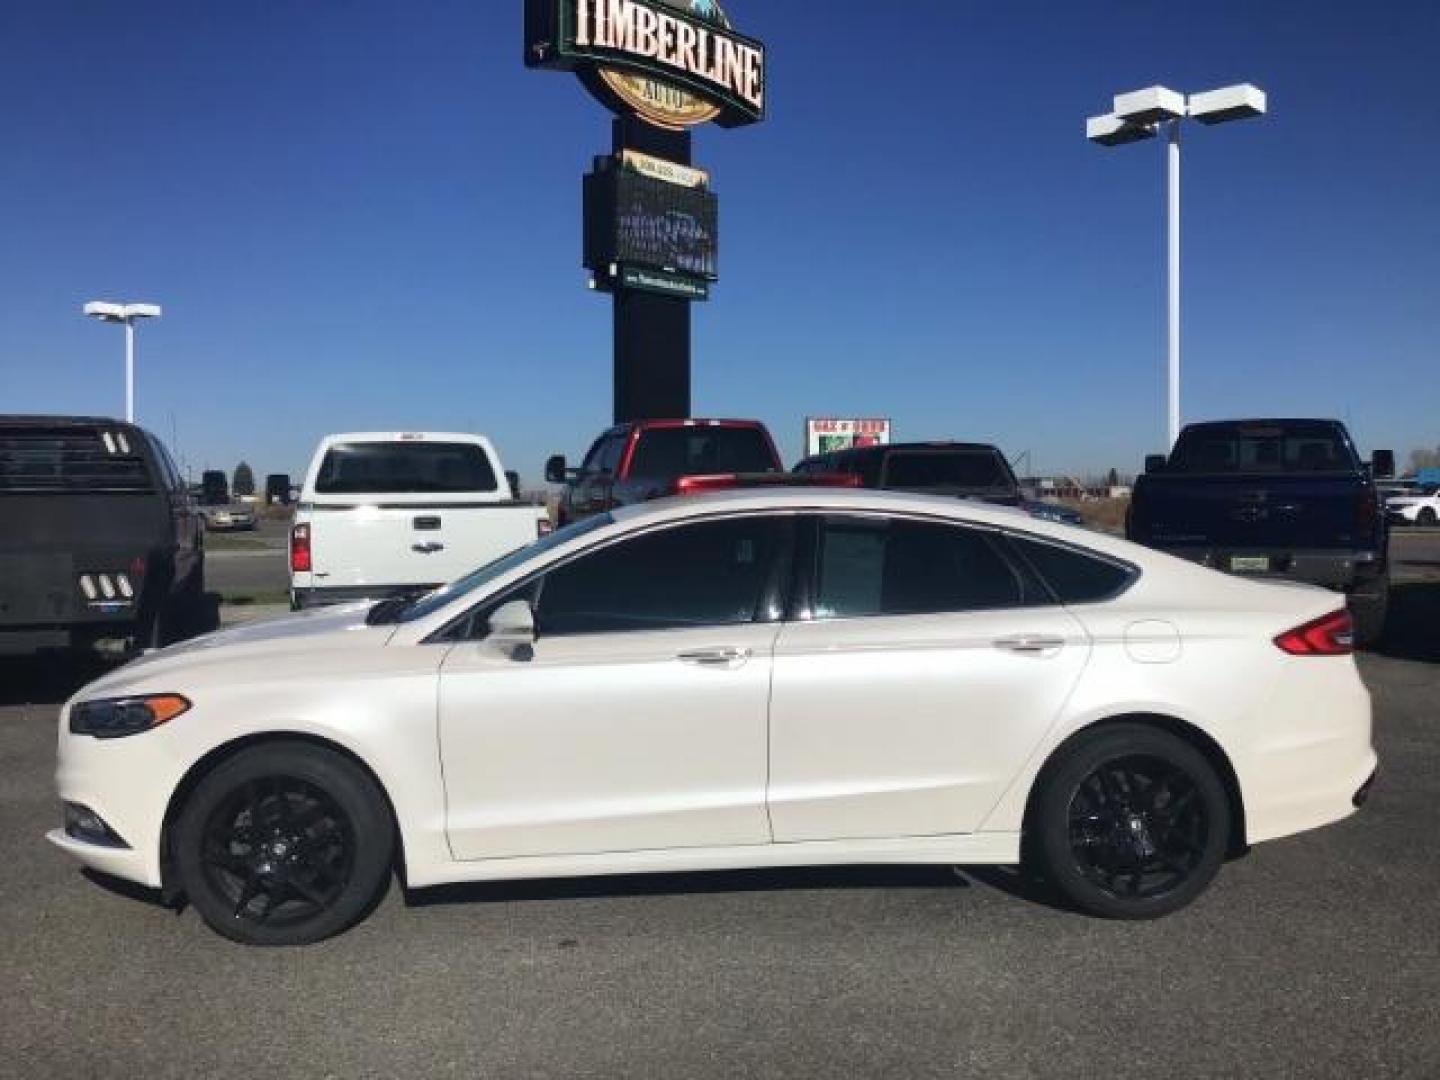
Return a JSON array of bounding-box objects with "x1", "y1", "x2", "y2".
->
[
  {"x1": 486, "y1": 599, "x2": 535, "y2": 658},
  {"x1": 505, "y1": 470, "x2": 521, "y2": 500},
  {"x1": 1372, "y1": 449, "x2": 1395, "y2": 480},
  {"x1": 1144, "y1": 454, "x2": 1167, "y2": 475},
  {"x1": 545, "y1": 455, "x2": 568, "y2": 485}
]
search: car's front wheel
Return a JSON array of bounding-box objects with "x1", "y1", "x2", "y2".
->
[
  {"x1": 1027, "y1": 724, "x2": 1230, "y2": 919},
  {"x1": 1420, "y1": 507, "x2": 1438, "y2": 528},
  {"x1": 173, "y1": 742, "x2": 394, "y2": 946}
]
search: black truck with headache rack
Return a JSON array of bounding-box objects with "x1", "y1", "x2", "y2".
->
[
  {"x1": 1127, "y1": 419, "x2": 1392, "y2": 644},
  {"x1": 0, "y1": 416, "x2": 206, "y2": 655}
]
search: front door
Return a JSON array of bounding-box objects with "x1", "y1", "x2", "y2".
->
[
  {"x1": 439, "y1": 514, "x2": 792, "y2": 861},
  {"x1": 768, "y1": 514, "x2": 1090, "y2": 842}
]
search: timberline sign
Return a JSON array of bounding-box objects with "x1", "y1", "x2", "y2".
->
[{"x1": 525, "y1": 0, "x2": 767, "y2": 129}]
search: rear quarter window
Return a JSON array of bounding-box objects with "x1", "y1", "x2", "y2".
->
[
  {"x1": 314, "y1": 442, "x2": 497, "y2": 495},
  {"x1": 1009, "y1": 535, "x2": 1137, "y2": 604}
]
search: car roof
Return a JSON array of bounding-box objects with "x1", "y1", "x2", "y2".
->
[{"x1": 609, "y1": 486, "x2": 1071, "y2": 536}]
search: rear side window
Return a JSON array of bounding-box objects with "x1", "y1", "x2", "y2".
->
[
  {"x1": 814, "y1": 516, "x2": 1026, "y2": 618},
  {"x1": 0, "y1": 426, "x2": 152, "y2": 493},
  {"x1": 314, "y1": 442, "x2": 497, "y2": 495},
  {"x1": 629, "y1": 427, "x2": 777, "y2": 478},
  {"x1": 1009, "y1": 536, "x2": 1136, "y2": 604}
]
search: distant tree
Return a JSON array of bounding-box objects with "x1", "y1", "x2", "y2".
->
[
  {"x1": 1410, "y1": 446, "x2": 1440, "y2": 473},
  {"x1": 232, "y1": 461, "x2": 255, "y2": 498}
]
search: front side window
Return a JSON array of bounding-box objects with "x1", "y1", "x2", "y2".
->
[
  {"x1": 315, "y1": 442, "x2": 497, "y2": 495},
  {"x1": 814, "y1": 516, "x2": 1026, "y2": 619},
  {"x1": 536, "y1": 516, "x2": 785, "y2": 635}
]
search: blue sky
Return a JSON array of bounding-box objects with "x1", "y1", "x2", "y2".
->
[{"x1": 1, "y1": 0, "x2": 1436, "y2": 484}]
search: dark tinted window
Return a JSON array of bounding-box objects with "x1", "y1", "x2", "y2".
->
[
  {"x1": 628, "y1": 427, "x2": 777, "y2": 478},
  {"x1": 315, "y1": 442, "x2": 497, "y2": 494},
  {"x1": 1168, "y1": 423, "x2": 1358, "y2": 474},
  {"x1": 538, "y1": 517, "x2": 782, "y2": 634},
  {"x1": 815, "y1": 516, "x2": 1025, "y2": 618},
  {"x1": 883, "y1": 450, "x2": 1013, "y2": 492},
  {"x1": 0, "y1": 426, "x2": 151, "y2": 493},
  {"x1": 1010, "y1": 536, "x2": 1135, "y2": 603},
  {"x1": 595, "y1": 434, "x2": 626, "y2": 474}
]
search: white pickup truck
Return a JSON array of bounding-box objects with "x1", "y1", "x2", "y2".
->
[{"x1": 290, "y1": 432, "x2": 550, "y2": 610}]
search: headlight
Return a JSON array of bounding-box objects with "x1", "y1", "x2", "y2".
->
[{"x1": 69, "y1": 694, "x2": 192, "y2": 739}]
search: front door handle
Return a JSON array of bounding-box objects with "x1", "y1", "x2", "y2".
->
[
  {"x1": 994, "y1": 635, "x2": 1066, "y2": 656},
  {"x1": 676, "y1": 646, "x2": 752, "y2": 668},
  {"x1": 412, "y1": 542, "x2": 445, "y2": 555}
]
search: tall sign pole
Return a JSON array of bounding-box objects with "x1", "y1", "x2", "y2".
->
[{"x1": 525, "y1": 0, "x2": 767, "y2": 424}]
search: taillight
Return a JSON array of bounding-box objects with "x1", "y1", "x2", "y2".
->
[
  {"x1": 1275, "y1": 610, "x2": 1354, "y2": 656},
  {"x1": 675, "y1": 474, "x2": 739, "y2": 496},
  {"x1": 290, "y1": 523, "x2": 312, "y2": 573},
  {"x1": 673, "y1": 472, "x2": 865, "y2": 496},
  {"x1": 537, "y1": 518, "x2": 554, "y2": 539}
]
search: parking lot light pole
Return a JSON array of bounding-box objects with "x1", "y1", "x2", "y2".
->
[
  {"x1": 83, "y1": 301, "x2": 162, "y2": 423},
  {"x1": 1086, "y1": 84, "x2": 1267, "y2": 450}
]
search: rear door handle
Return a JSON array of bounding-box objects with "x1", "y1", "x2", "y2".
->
[
  {"x1": 994, "y1": 635, "x2": 1066, "y2": 656},
  {"x1": 676, "y1": 647, "x2": 752, "y2": 668},
  {"x1": 412, "y1": 542, "x2": 445, "y2": 555}
]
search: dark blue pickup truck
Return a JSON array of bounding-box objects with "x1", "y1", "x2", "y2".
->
[{"x1": 1127, "y1": 419, "x2": 1392, "y2": 644}]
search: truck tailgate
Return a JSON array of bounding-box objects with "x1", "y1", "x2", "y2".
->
[
  {"x1": 1134, "y1": 475, "x2": 1363, "y2": 549},
  {"x1": 308, "y1": 504, "x2": 540, "y2": 590}
]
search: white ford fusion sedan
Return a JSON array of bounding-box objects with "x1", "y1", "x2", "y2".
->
[{"x1": 50, "y1": 488, "x2": 1376, "y2": 945}]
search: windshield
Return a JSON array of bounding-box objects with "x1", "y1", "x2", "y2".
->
[
  {"x1": 399, "y1": 513, "x2": 614, "y2": 622},
  {"x1": 629, "y1": 427, "x2": 778, "y2": 477}
]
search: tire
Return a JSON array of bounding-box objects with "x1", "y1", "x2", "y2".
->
[
  {"x1": 1026, "y1": 724, "x2": 1230, "y2": 919},
  {"x1": 1349, "y1": 579, "x2": 1389, "y2": 649},
  {"x1": 1420, "y1": 508, "x2": 1438, "y2": 528},
  {"x1": 173, "y1": 742, "x2": 395, "y2": 946}
]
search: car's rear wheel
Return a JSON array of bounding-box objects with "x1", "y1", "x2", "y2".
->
[
  {"x1": 1420, "y1": 507, "x2": 1438, "y2": 527},
  {"x1": 173, "y1": 742, "x2": 394, "y2": 946},
  {"x1": 1027, "y1": 725, "x2": 1229, "y2": 919}
]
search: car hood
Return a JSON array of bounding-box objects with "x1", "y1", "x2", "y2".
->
[{"x1": 74, "y1": 603, "x2": 389, "y2": 698}]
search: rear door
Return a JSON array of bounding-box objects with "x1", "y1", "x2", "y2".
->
[
  {"x1": 307, "y1": 438, "x2": 528, "y2": 589},
  {"x1": 767, "y1": 514, "x2": 1090, "y2": 841}
]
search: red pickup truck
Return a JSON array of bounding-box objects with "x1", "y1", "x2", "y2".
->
[{"x1": 547, "y1": 419, "x2": 845, "y2": 524}]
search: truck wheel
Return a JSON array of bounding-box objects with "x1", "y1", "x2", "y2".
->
[{"x1": 1349, "y1": 580, "x2": 1389, "y2": 649}]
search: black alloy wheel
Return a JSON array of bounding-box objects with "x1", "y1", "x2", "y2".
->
[
  {"x1": 1066, "y1": 754, "x2": 1209, "y2": 901},
  {"x1": 1420, "y1": 507, "x2": 1438, "y2": 527},
  {"x1": 1028, "y1": 725, "x2": 1229, "y2": 919},
  {"x1": 201, "y1": 776, "x2": 356, "y2": 928},
  {"x1": 174, "y1": 743, "x2": 394, "y2": 946}
]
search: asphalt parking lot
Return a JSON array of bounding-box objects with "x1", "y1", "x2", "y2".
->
[{"x1": 1, "y1": 532, "x2": 1437, "y2": 1078}]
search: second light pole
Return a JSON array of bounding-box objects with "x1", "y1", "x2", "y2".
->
[{"x1": 1087, "y1": 84, "x2": 1267, "y2": 449}]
